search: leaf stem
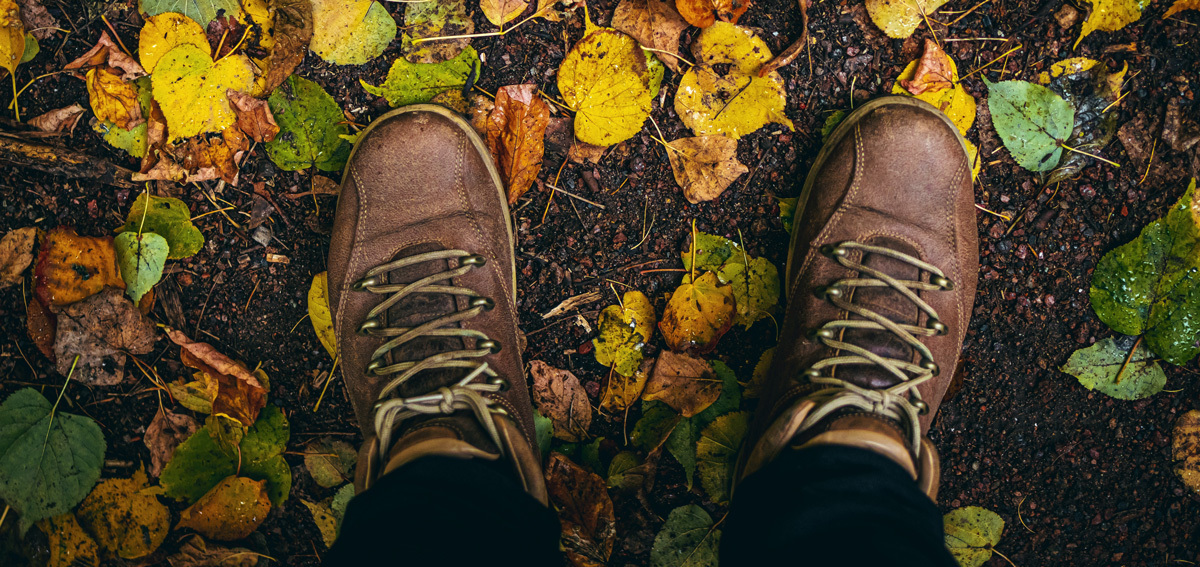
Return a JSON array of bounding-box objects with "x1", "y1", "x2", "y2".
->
[
  {"x1": 313, "y1": 354, "x2": 340, "y2": 412},
  {"x1": 689, "y1": 219, "x2": 697, "y2": 281},
  {"x1": 412, "y1": 7, "x2": 547, "y2": 45},
  {"x1": 42, "y1": 355, "x2": 80, "y2": 459}
]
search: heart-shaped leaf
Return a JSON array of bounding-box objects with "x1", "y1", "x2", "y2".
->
[
  {"x1": 558, "y1": 28, "x2": 654, "y2": 146},
  {"x1": 116, "y1": 193, "x2": 205, "y2": 260},
  {"x1": 267, "y1": 74, "x2": 352, "y2": 171},
  {"x1": 985, "y1": 79, "x2": 1075, "y2": 173},
  {"x1": 660, "y1": 271, "x2": 735, "y2": 353},
  {"x1": 114, "y1": 231, "x2": 168, "y2": 305},
  {"x1": 310, "y1": 0, "x2": 395, "y2": 65},
  {"x1": 151, "y1": 43, "x2": 255, "y2": 141},
  {"x1": 593, "y1": 290, "x2": 657, "y2": 377}
]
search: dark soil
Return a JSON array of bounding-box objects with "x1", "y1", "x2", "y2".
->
[{"x1": 1, "y1": 0, "x2": 1199, "y2": 565}]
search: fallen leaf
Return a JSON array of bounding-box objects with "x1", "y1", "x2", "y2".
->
[
  {"x1": 1165, "y1": 0, "x2": 1200, "y2": 16},
  {"x1": 545, "y1": 452, "x2": 616, "y2": 566},
  {"x1": 643, "y1": 351, "x2": 722, "y2": 417},
  {"x1": 899, "y1": 39, "x2": 953, "y2": 95},
  {"x1": 145, "y1": 410, "x2": 200, "y2": 478},
  {"x1": 612, "y1": 0, "x2": 689, "y2": 72},
  {"x1": 665, "y1": 135, "x2": 748, "y2": 203},
  {"x1": 890, "y1": 43, "x2": 975, "y2": 136},
  {"x1": 178, "y1": 476, "x2": 272, "y2": 541},
  {"x1": 167, "y1": 370, "x2": 219, "y2": 413},
  {"x1": 64, "y1": 31, "x2": 145, "y2": 81},
  {"x1": 650, "y1": 504, "x2": 720, "y2": 567},
  {"x1": 114, "y1": 231, "x2": 168, "y2": 305},
  {"x1": 606, "y1": 451, "x2": 642, "y2": 489},
  {"x1": 1173, "y1": 409, "x2": 1200, "y2": 494},
  {"x1": 33, "y1": 228, "x2": 124, "y2": 307},
  {"x1": 531, "y1": 360, "x2": 592, "y2": 442},
  {"x1": 721, "y1": 256, "x2": 780, "y2": 328},
  {"x1": 28, "y1": 104, "x2": 86, "y2": 133},
  {"x1": 161, "y1": 405, "x2": 291, "y2": 505},
  {"x1": 943, "y1": 506, "x2": 1005, "y2": 567},
  {"x1": 330, "y1": 483, "x2": 355, "y2": 524},
  {"x1": 166, "y1": 125, "x2": 252, "y2": 184},
  {"x1": 138, "y1": 12, "x2": 210, "y2": 73},
  {"x1": 744, "y1": 346, "x2": 773, "y2": 398},
  {"x1": 659, "y1": 272, "x2": 736, "y2": 354},
  {"x1": 0, "y1": 226, "x2": 36, "y2": 288},
  {"x1": 76, "y1": 467, "x2": 170, "y2": 559},
  {"x1": 116, "y1": 193, "x2": 206, "y2": 259},
  {"x1": 87, "y1": 67, "x2": 145, "y2": 130},
  {"x1": 402, "y1": 0, "x2": 474, "y2": 64},
  {"x1": 140, "y1": 0, "x2": 242, "y2": 26},
  {"x1": 256, "y1": 0, "x2": 313, "y2": 95},
  {"x1": 37, "y1": 514, "x2": 100, "y2": 567},
  {"x1": 301, "y1": 499, "x2": 339, "y2": 547},
  {"x1": 16, "y1": 0, "x2": 55, "y2": 41},
  {"x1": 151, "y1": 43, "x2": 255, "y2": 141},
  {"x1": 695, "y1": 410, "x2": 746, "y2": 504},
  {"x1": 1076, "y1": 0, "x2": 1150, "y2": 48},
  {"x1": 207, "y1": 412, "x2": 248, "y2": 453},
  {"x1": 310, "y1": 0, "x2": 396, "y2": 65},
  {"x1": 93, "y1": 76, "x2": 153, "y2": 159},
  {"x1": 26, "y1": 293, "x2": 55, "y2": 358},
  {"x1": 675, "y1": 23, "x2": 793, "y2": 140},
  {"x1": 1091, "y1": 179, "x2": 1200, "y2": 365},
  {"x1": 681, "y1": 230, "x2": 739, "y2": 273},
  {"x1": 308, "y1": 271, "x2": 337, "y2": 359},
  {"x1": 169, "y1": 330, "x2": 267, "y2": 426},
  {"x1": 303, "y1": 437, "x2": 356, "y2": 488},
  {"x1": 558, "y1": 27, "x2": 654, "y2": 146},
  {"x1": 1037, "y1": 58, "x2": 1126, "y2": 185},
  {"x1": 1061, "y1": 336, "x2": 1165, "y2": 400},
  {"x1": 363, "y1": 46, "x2": 480, "y2": 107},
  {"x1": 985, "y1": 79, "x2": 1075, "y2": 172},
  {"x1": 676, "y1": 0, "x2": 749, "y2": 27},
  {"x1": 228, "y1": 89, "x2": 279, "y2": 142},
  {"x1": 486, "y1": 84, "x2": 551, "y2": 204},
  {"x1": 593, "y1": 290, "x2": 657, "y2": 377},
  {"x1": 601, "y1": 357, "x2": 654, "y2": 413},
  {"x1": 0, "y1": 0, "x2": 24, "y2": 78},
  {"x1": 865, "y1": 0, "x2": 950, "y2": 38},
  {"x1": 569, "y1": 140, "x2": 608, "y2": 164},
  {"x1": 167, "y1": 534, "x2": 261, "y2": 567},
  {"x1": 0, "y1": 388, "x2": 105, "y2": 534},
  {"x1": 267, "y1": 74, "x2": 352, "y2": 171},
  {"x1": 481, "y1": 0, "x2": 528, "y2": 26},
  {"x1": 53, "y1": 289, "x2": 157, "y2": 385}
]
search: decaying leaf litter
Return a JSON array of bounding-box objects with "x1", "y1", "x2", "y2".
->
[{"x1": 0, "y1": 0, "x2": 1198, "y2": 564}]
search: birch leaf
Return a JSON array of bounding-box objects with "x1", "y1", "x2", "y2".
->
[
  {"x1": 310, "y1": 0, "x2": 395, "y2": 65},
  {"x1": 558, "y1": 28, "x2": 653, "y2": 146}
]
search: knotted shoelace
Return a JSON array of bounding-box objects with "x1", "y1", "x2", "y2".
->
[
  {"x1": 352, "y1": 249, "x2": 509, "y2": 458},
  {"x1": 797, "y1": 241, "x2": 954, "y2": 457}
]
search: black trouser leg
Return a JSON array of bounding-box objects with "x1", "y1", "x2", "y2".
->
[
  {"x1": 326, "y1": 456, "x2": 562, "y2": 566},
  {"x1": 721, "y1": 445, "x2": 957, "y2": 566}
]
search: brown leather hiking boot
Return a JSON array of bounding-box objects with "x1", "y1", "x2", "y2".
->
[
  {"x1": 738, "y1": 97, "x2": 978, "y2": 499},
  {"x1": 328, "y1": 104, "x2": 546, "y2": 503}
]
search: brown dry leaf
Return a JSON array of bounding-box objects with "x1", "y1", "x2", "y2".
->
[
  {"x1": 666, "y1": 135, "x2": 748, "y2": 203},
  {"x1": 601, "y1": 357, "x2": 654, "y2": 413},
  {"x1": 262, "y1": 0, "x2": 314, "y2": 94},
  {"x1": 26, "y1": 294, "x2": 55, "y2": 358},
  {"x1": 641, "y1": 350, "x2": 721, "y2": 417},
  {"x1": 166, "y1": 534, "x2": 261, "y2": 567},
  {"x1": 469, "y1": 93, "x2": 494, "y2": 134},
  {"x1": 54, "y1": 288, "x2": 157, "y2": 385},
  {"x1": 284, "y1": 175, "x2": 340, "y2": 198},
  {"x1": 28, "y1": 104, "x2": 87, "y2": 133},
  {"x1": 0, "y1": 226, "x2": 36, "y2": 288},
  {"x1": 531, "y1": 360, "x2": 592, "y2": 441},
  {"x1": 1165, "y1": 0, "x2": 1200, "y2": 16},
  {"x1": 64, "y1": 31, "x2": 145, "y2": 80},
  {"x1": 169, "y1": 330, "x2": 267, "y2": 426},
  {"x1": 486, "y1": 84, "x2": 550, "y2": 205},
  {"x1": 143, "y1": 127, "x2": 252, "y2": 184},
  {"x1": 17, "y1": 0, "x2": 57, "y2": 41},
  {"x1": 658, "y1": 271, "x2": 735, "y2": 354},
  {"x1": 676, "y1": 0, "x2": 750, "y2": 28},
  {"x1": 34, "y1": 227, "x2": 124, "y2": 307},
  {"x1": 144, "y1": 410, "x2": 200, "y2": 478},
  {"x1": 1173, "y1": 410, "x2": 1200, "y2": 494},
  {"x1": 569, "y1": 141, "x2": 608, "y2": 164},
  {"x1": 178, "y1": 476, "x2": 272, "y2": 542},
  {"x1": 86, "y1": 67, "x2": 144, "y2": 130},
  {"x1": 612, "y1": 0, "x2": 690, "y2": 72},
  {"x1": 228, "y1": 90, "x2": 279, "y2": 143},
  {"x1": 900, "y1": 39, "x2": 954, "y2": 95},
  {"x1": 546, "y1": 452, "x2": 616, "y2": 566}
]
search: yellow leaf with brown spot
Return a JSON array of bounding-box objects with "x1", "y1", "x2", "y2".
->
[
  {"x1": 558, "y1": 28, "x2": 653, "y2": 146},
  {"x1": 37, "y1": 514, "x2": 100, "y2": 567},
  {"x1": 75, "y1": 468, "x2": 170, "y2": 559},
  {"x1": 659, "y1": 271, "x2": 735, "y2": 354},
  {"x1": 0, "y1": 0, "x2": 24, "y2": 77},
  {"x1": 33, "y1": 227, "x2": 124, "y2": 308},
  {"x1": 593, "y1": 290, "x2": 657, "y2": 377},
  {"x1": 301, "y1": 500, "x2": 339, "y2": 548},
  {"x1": 178, "y1": 476, "x2": 272, "y2": 541},
  {"x1": 865, "y1": 0, "x2": 950, "y2": 38},
  {"x1": 138, "y1": 12, "x2": 210, "y2": 73},
  {"x1": 1076, "y1": 0, "x2": 1150, "y2": 48},
  {"x1": 1174, "y1": 410, "x2": 1200, "y2": 494},
  {"x1": 666, "y1": 135, "x2": 748, "y2": 203},
  {"x1": 308, "y1": 271, "x2": 337, "y2": 359},
  {"x1": 642, "y1": 351, "x2": 721, "y2": 417},
  {"x1": 87, "y1": 67, "x2": 144, "y2": 130},
  {"x1": 601, "y1": 357, "x2": 654, "y2": 413}
]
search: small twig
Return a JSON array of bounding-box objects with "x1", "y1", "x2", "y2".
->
[
  {"x1": 545, "y1": 184, "x2": 605, "y2": 208},
  {"x1": 1114, "y1": 335, "x2": 1143, "y2": 385},
  {"x1": 1060, "y1": 143, "x2": 1120, "y2": 168}
]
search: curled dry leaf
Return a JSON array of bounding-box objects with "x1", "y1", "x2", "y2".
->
[
  {"x1": 144, "y1": 410, "x2": 200, "y2": 478},
  {"x1": 261, "y1": 0, "x2": 314, "y2": 95},
  {"x1": 167, "y1": 534, "x2": 260, "y2": 567},
  {"x1": 178, "y1": 476, "x2": 272, "y2": 541},
  {"x1": 1173, "y1": 410, "x2": 1200, "y2": 494},
  {"x1": 569, "y1": 140, "x2": 608, "y2": 164},
  {"x1": 64, "y1": 31, "x2": 146, "y2": 81},
  {"x1": 531, "y1": 360, "x2": 592, "y2": 441},
  {"x1": 676, "y1": 0, "x2": 750, "y2": 27},
  {"x1": 659, "y1": 271, "x2": 735, "y2": 354},
  {"x1": 1165, "y1": 0, "x2": 1200, "y2": 17},
  {"x1": 28, "y1": 104, "x2": 86, "y2": 133},
  {"x1": 76, "y1": 467, "x2": 170, "y2": 559},
  {"x1": 545, "y1": 452, "x2": 616, "y2": 566},
  {"x1": 900, "y1": 39, "x2": 953, "y2": 95},
  {"x1": 169, "y1": 330, "x2": 267, "y2": 426},
  {"x1": 54, "y1": 289, "x2": 156, "y2": 386},
  {"x1": 665, "y1": 135, "x2": 748, "y2": 203},
  {"x1": 16, "y1": 0, "x2": 56, "y2": 41},
  {"x1": 612, "y1": 0, "x2": 689, "y2": 72},
  {"x1": 642, "y1": 350, "x2": 722, "y2": 417},
  {"x1": 486, "y1": 84, "x2": 550, "y2": 205},
  {"x1": 891, "y1": 40, "x2": 976, "y2": 136},
  {"x1": 228, "y1": 89, "x2": 279, "y2": 143},
  {"x1": 601, "y1": 357, "x2": 654, "y2": 413},
  {"x1": 0, "y1": 226, "x2": 36, "y2": 288}
]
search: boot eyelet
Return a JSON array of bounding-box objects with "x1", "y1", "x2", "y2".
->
[
  {"x1": 920, "y1": 359, "x2": 939, "y2": 376},
  {"x1": 461, "y1": 254, "x2": 488, "y2": 267},
  {"x1": 927, "y1": 319, "x2": 948, "y2": 335},
  {"x1": 808, "y1": 328, "x2": 835, "y2": 340},
  {"x1": 358, "y1": 318, "x2": 381, "y2": 335},
  {"x1": 819, "y1": 243, "x2": 848, "y2": 257},
  {"x1": 471, "y1": 297, "x2": 496, "y2": 311},
  {"x1": 352, "y1": 276, "x2": 381, "y2": 291},
  {"x1": 804, "y1": 368, "x2": 821, "y2": 378},
  {"x1": 912, "y1": 399, "x2": 930, "y2": 415},
  {"x1": 366, "y1": 360, "x2": 384, "y2": 376},
  {"x1": 932, "y1": 276, "x2": 955, "y2": 290},
  {"x1": 478, "y1": 339, "x2": 502, "y2": 353},
  {"x1": 490, "y1": 377, "x2": 511, "y2": 391},
  {"x1": 814, "y1": 285, "x2": 843, "y2": 299}
]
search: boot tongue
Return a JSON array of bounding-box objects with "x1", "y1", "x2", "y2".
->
[{"x1": 835, "y1": 237, "x2": 921, "y2": 389}]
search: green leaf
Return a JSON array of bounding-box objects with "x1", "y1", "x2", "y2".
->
[
  {"x1": 310, "y1": 0, "x2": 396, "y2": 65},
  {"x1": 161, "y1": 405, "x2": 291, "y2": 506},
  {"x1": 113, "y1": 231, "x2": 168, "y2": 304},
  {"x1": 943, "y1": 506, "x2": 1004, "y2": 567},
  {"x1": 400, "y1": 0, "x2": 473, "y2": 64},
  {"x1": 593, "y1": 291, "x2": 656, "y2": 377},
  {"x1": 19, "y1": 35, "x2": 37, "y2": 63},
  {"x1": 682, "y1": 231, "x2": 741, "y2": 274},
  {"x1": 267, "y1": 75, "x2": 352, "y2": 172},
  {"x1": 777, "y1": 197, "x2": 798, "y2": 235},
  {"x1": 1090, "y1": 180, "x2": 1200, "y2": 365},
  {"x1": 1061, "y1": 336, "x2": 1166, "y2": 400},
  {"x1": 304, "y1": 437, "x2": 357, "y2": 488},
  {"x1": 362, "y1": 46, "x2": 480, "y2": 108},
  {"x1": 533, "y1": 410, "x2": 554, "y2": 460},
  {"x1": 116, "y1": 193, "x2": 205, "y2": 259},
  {"x1": 139, "y1": 0, "x2": 243, "y2": 26},
  {"x1": 681, "y1": 231, "x2": 780, "y2": 328},
  {"x1": 0, "y1": 389, "x2": 106, "y2": 535},
  {"x1": 650, "y1": 504, "x2": 720, "y2": 567},
  {"x1": 160, "y1": 428, "x2": 237, "y2": 504},
  {"x1": 745, "y1": 347, "x2": 774, "y2": 399},
  {"x1": 985, "y1": 79, "x2": 1076, "y2": 172},
  {"x1": 606, "y1": 451, "x2": 642, "y2": 488},
  {"x1": 694, "y1": 360, "x2": 741, "y2": 428},
  {"x1": 205, "y1": 412, "x2": 246, "y2": 454},
  {"x1": 696, "y1": 411, "x2": 748, "y2": 505},
  {"x1": 664, "y1": 417, "x2": 696, "y2": 487},
  {"x1": 820, "y1": 110, "x2": 846, "y2": 142},
  {"x1": 331, "y1": 483, "x2": 355, "y2": 525},
  {"x1": 631, "y1": 401, "x2": 680, "y2": 452}
]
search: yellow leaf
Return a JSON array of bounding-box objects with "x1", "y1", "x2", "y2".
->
[
  {"x1": 86, "y1": 67, "x2": 145, "y2": 130},
  {"x1": 0, "y1": 0, "x2": 24, "y2": 77},
  {"x1": 178, "y1": 476, "x2": 272, "y2": 541},
  {"x1": 890, "y1": 50, "x2": 976, "y2": 136},
  {"x1": 658, "y1": 271, "x2": 735, "y2": 354},
  {"x1": 308, "y1": 271, "x2": 337, "y2": 359},
  {"x1": 1165, "y1": 0, "x2": 1200, "y2": 16},
  {"x1": 310, "y1": 0, "x2": 396, "y2": 65},
  {"x1": 1036, "y1": 57, "x2": 1100, "y2": 84},
  {"x1": 674, "y1": 23, "x2": 793, "y2": 140},
  {"x1": 75, "y1": 468, "x2": 170, "y2": 559},
  {"x1": 593, "y1": 290, "x2": 657, "y2": 377},
  {"x1": 558, "y1": 28, "x2": 653, "y2": 146},
  {"x1": 139, "y1": 12, "x2": 210, "y2": 73},
  {"x1": 865, "y1": 0, "x2": 950, "y2": 38},
  {"x1": 37, "y1": 514, "x2": 100, "y2": 567},
  {"x1": 152, "y1": 43, "x2": 255, "y2": 141},
  {"x1": 300, "y1": 500, "x2": 340, "y2": 548},
  {"x1": 1076, "y1": 0, "x2": 1150, "y2": 48},
  {"x1": 665, "y1": 135, "x2": 748, "y2": 203},
  {"x1": 600, "y1": 357, "x2": 653, "y2": 413},
  {"x1": 481, "y1": 0, "x2": 528, "y2": 25}
]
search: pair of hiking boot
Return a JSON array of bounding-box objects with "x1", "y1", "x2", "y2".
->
[{"x1": 327, "y1": 97, "x2": 978, "y2": 505}]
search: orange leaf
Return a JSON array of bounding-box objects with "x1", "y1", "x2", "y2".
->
[
  {"x1": 676, "y1": 0, "x2": 750, "y2": 28},
  {"x1": 486, "y1": 84, "x2": 550, "y2": 205},
  {"x1": 612, "y1": 0, "x2": 690, "y2": 72},
  {"x1": 177, "y1": 476, "x2": 271, "y2": 541},
  {"x1": 545, "y1": 453, "x2": 616, "y2": 566},
  {"x1": 899, "y1": 39, "x2": 954, "y2": 96},
  {"x1": 33, "y1": 227, "x2": 124, "y2": 308},
  {"x1": 64, "y1": 31, "x2": 146, "y2": 81},
  {"x1": 86, "y1": 67, "x2": 144, "y2": 129},
  {"x1": 26, "y1": 294, "x2": 55, "y2": 359},
  {"x1": 228, "y1": 89, "x2": 279, "y2": 143},
  {"x1": 168, "y1": 330, "x2": 267, "y2": 426},
  {"x1": 641, "y1": 351, "x2": 722, "y2": 417}
]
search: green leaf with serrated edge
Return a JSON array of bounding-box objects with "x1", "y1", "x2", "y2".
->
[
  {"x1": 650, "y1": 504, "x2": 720, "y2": 567},
  {"x1": 533, "y1": 410, "x2": 553, "y2": 460},
  {"x1": 723, "y1": 257, "x2": 780, "y2": 328},
  {"x1": 331, "y1": 483, "x2": 355, "y2": 526},
  {"x1": 594, "y1": 291, "x2": 656, "y2": 377},
  {"x1": 696, "y1": 411, "x2": 748, "y2": 505},
  {"x1": 267, "y1": 75, "x2": 352, "y2": 172},
  {"x1": 116, "y1": 193, "x2": 204, "y2": 259},
  {"x1": 160, "y1": 428, "x2": 237, "y2": 504},
  {"x1": 1090, "y1": 180, "x2": 1200, "y2": 365},
  {"x1": 943, "y1": 506, "x2": 1004, "y2": 567},
  {"x1": 139, "y1": 0, "x2": 243, "y2": 26},
  {"x1": 162, "y1": 405, "x2": 291, "y2": 505},
  {"x1": 1061, "y1": 336, "x2": 1166, "y2": 400},
  {"x1": 401, "y1": 0, "x2": 473, "y2": 64},
  {"x1": 985, "y1": 79, "x2": 1075, "y2": 172},
  {"x1": 606, "y1": 451, "x2": 642, "y2": 488},
  {"x1": 362, "y1": 46, "x2": 480, "y2": 108},
  {"x1": 631, "y1": 401, "x2": 680, "y2": 452},
  {"x1": 665, "y1": 417, "x2": 696, "y2": 487},
  {"x1": 682, "y1": 231, "x2": 741, "y2": 274},
  {"x1": 745, "y1": 347, "x2": 774, "y2": 399},
  {"x1": 113, "y1": 231, "x2": 168, "y2": 304},
  {"x1": 0, "y1": 388, "x2": 105, "y2": 535}
]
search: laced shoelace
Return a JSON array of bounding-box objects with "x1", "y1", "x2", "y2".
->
[
  {"x1": 351, "y1": 249, "x2": 510, "y2": 459},
  {"x1": 796, "y1": 241, "x2": 954, "y2": 457}
]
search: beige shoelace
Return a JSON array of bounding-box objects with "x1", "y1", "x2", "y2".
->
[
  {"x1": 797, "y1": 241, "x2": 954, "y2": 457},
  {"x1": 352, "y1": 249, "x2": 509, "y2": 458}
]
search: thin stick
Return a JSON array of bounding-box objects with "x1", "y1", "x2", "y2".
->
[
  {"x1": 545, "y1": 184, "x2": 606, "y2": 208},
  {"x1": 1138, "y1": 139, "x2": 1157, "y2": 185},
  {"x1": 1061, "y1": 143, "x2": 1120, "y2": 168},
  {"x1": 642, "y1": 46, "x2": 694, "y2": 68},
  {"x1": 960, "y1": 44, "x2": 1022, "y2": 81},
  {"x1": 313, "y1": 354, "x2": 340, "y2": 411},
  {"x1": 100, "y1": 15, "x2": 132, "y2": 55},
  {"x1": 975, "y1": 204, "x2": 1010, "y2": 221},
  {"x1": 944, "y1": 0, "x2": 993, "y2": 26},
  {"x1": 43, "y1": 356, "x2": 80, "y2": 458},
  {"x1": 1114, "y1": 335, "x2": 1143, "y2": 385}
]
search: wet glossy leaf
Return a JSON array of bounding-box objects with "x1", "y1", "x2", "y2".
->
[
  {"x1": 594, "y1": 290, "x2": 657, "y2": 377},
  {"x1": 140, "y1": 0, "x2": 242, "y2": 26},
  {"x1": 675, "y1": 23, "x2": 792, "y2": 140},
  {"x1": 403, "y1": 0, "x2": 473, "y2": 63},
  {"x1": 86, "y1": 67, "x2": 144, "y2": 130},
  {"x1": 676, "y1": 0, "x2": 749, "y2": 28},
  {"x1": 362, "y1": 45, "x2": 479, "y2": 107},
  {"x1": 301, "y1": 499, "x2": 339, "y2": 547},
  {"x1": 1037, "y1": 58, "x2": 1126, "y2": 185},
  {"x1": 1076, "y1": 0, "x2": 1150, "y2": 48},
  {"x1": 1061, "y1": 336, "x2": 1165, "y2": 400},
  {"x1": 0, "y1": 226, "x2": 36, "y2": 288},
  {"x1": 166, "y1": 534, "x2": 261, "y2": 567},
  {"x1": 681, "y1": 231, "x2": 740, "y2": 274},
  {"x1": 117, "y1": 193, "x2": 205, "y2": 259},
  {"x1": 0, "y1": 388, "x2": 105, "y2": 534},
  {"x1": 1165, "y1": 0, "x2": 1200, "y2": 16},
  {"x1": 114, "y1": 231, "x2": 168, "y2": 304},
  {"x1": 310, "y1": 0, "x2": 395, "y2": 65},
  {"x1": 54, "y1": 289, "x2": 157, "y2": 386},
  {"x1": 1090, "y1": 180, "x2": 1200, "y2": 365},
  {"x1": 152, "y1": 43, "x2": 255, "y2": 141},
  {"x1": 865, "y1": 0, "x2": 950, "y2": 38},
  {"x1": 207, "y1": 413, "x2": 247, "y2": 454},
  {"x1": 76, "y1": 467, "x2": 170, "y2": 559},
  {"x1": 0, "y1": 0, "x2": 25, "y2": 77},
  {"x1": 612, "y1": 0, "x2": 689, "y2": 72},
  {"x1": 138, "y1": 12, "x2": 209, "y2": 73},
  {"x1": 144, "y1": 410, "x2": 199, "y2": 478},
  {"x1": 170, "y1": 330, "x2": 267, "y2": 427},
  {"x1": 304, "y1": 437, "x2": 356, "y2": 488},
  {"x1": 308, "y1": 271, "x2": 337, "y2": 359},
  {"x1": 985, "y1": 79, "x2": 1075, "y2": 173},
  {"x1": 650, "y1": 504, "x2": 720, "y2": 567},
  {"x1": 178, "y1": 476, "x2": 272, "y2": 541},
  {"x1": 642, "y1": 351, "x2": 721, "y2": 417},
  {"x1": 267, "y1": 75, "x2": 352, "y2": 172},
  {"x1": 26, "y1": 293, "x2": 55, "y2": 359},
  {"x1": 660, "y1": 272, "x2": 735, "y2": 353},
  {"x1": 558, "y1": 28, "x2": 654, "y2": 146},
  {"x1": 37, "y1": 514, "x2": 100, "y2": 567},
  {"x1": 545, "y1": 452, "x2": 616, "y2": 565},
  {"x1": 486, "y1": 84, "x2": 550, "y2": 204},
  {"x1": 696, "y1": 411, "x2": 747, "y2": 504},
  {"x1": 891, "y1": 39, "x2": 976, "y2": 136},
  {"x1": 531, "y1": 360, "x2": 592, "y2": 442},
  {"x1": 601, "y1": 357, "x2": 654, "y2": 413},
  {"x1": 666, "y1": 135, "x2": 748, "y2": 204},
  {"x1": 943, "y1": 507, "x2": 1004, "y2": 567},
  {"x1": 33, "y1": 227, "x2": 124, "y2": 307}
]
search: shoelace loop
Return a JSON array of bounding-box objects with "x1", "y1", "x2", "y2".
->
[{"x1": 352, "y1": 249, "x2": 508, "y2": 458}]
